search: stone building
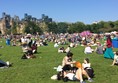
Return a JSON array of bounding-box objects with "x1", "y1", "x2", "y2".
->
[
  {"x1": 0, "y1": 18, "x2": 6, "y2": 34},
  {"x1": 0, "y1": 12, "x2": 25, "y2": 35},
  {"x1": 0, "y1": 12, "x2": 53, "y2": 35}
]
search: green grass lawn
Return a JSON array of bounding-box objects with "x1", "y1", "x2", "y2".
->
[{"x1": 0, "y1": 39, "x2": 118, "y2": 83}]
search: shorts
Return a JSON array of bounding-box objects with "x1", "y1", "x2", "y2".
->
[
  {"x1": 114, "y1": 63, "x2": 118, "y2": 65},
  {"x1": 73, "y1": 75, "x2": 79, "y2": 81}
]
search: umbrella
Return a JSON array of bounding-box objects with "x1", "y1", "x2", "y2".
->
[{"x1": 80, "y1": 31, "x2": 92, "y2": 37}]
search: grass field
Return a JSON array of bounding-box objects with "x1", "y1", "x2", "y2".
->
[{"x1": 0, "y1": 39, "x2": 118, "y2": 83}]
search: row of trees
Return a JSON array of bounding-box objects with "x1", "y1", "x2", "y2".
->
[{"x1": 24, "y1": 20, "x2": 118, "y2": 34}]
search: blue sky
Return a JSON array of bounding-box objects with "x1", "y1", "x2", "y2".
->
[{"x1": 0, "y1": 0, "x2": 118, "y2": 24}]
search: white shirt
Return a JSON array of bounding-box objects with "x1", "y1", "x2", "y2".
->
[
  {"x1": 65, "y1": 73, "x2": 75, "y2": 80},
  {"x1": 54, "y1": 43, "x2": 59, "y2": 48},
  {"x1": 114, "y1": 55, "x2": 118, "y2": 63},
  {"x1": 21, "y1": 38, "x2": 26, "y2": 43},
  {"x1": 83, "y1": 63, "x2": 90, "y2": 69},
  {"x1": 65, "y1": 47, "x2": 70, "y2": 53},
  {"x1": 84, "y1": 46, "x2": 92, "y2": 53}
]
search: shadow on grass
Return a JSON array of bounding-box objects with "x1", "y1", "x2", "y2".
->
[{"x1": 35, "y1": 52, "x2": 42, "y2": 54}]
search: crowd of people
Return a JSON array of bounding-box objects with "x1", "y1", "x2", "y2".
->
[
  {"x1": 0, "y1": 32, "x2": 118, "y2": 83},
  {"x1": 50, "y1": 32, "x2": 118, "y2": 82}
]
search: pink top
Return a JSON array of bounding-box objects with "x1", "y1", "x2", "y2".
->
[{"x1": 107, "y1": 38, "x2": 112, "y2": 48}]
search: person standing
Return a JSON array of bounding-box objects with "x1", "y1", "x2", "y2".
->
[{"x1": 104, "y1": 35, "x2": 114, "y2": 59}]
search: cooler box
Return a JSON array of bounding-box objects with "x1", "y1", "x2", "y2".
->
[{"x1": 112, "y1": 39, "x2": 118, "y2": 48}]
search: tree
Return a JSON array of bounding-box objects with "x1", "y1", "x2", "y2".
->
[
  {"x1": 108, "y1": 21, "x2": 115, "y2": 28},
  {"x1": 47, "y1": 22, "x2": 57, "y2": 33},
  {"x1": 39, "y1": 22, "x2": 48, "y2": 32},
  {"x1": 24, "y1": 21, "x2": 42, "y2": 34},
  {"x1": 68, "y1": 22, "x2": 85, "y2": 33},
  {"x1": 57, "y1": 22, "x2": 68, "y2": 33},
  {"x1": 90, "y1": 24, "x2": 99, "y2": 33},
  {"x1": 114, "y1": 21, "x2": 118, "y2": 28},
  {"x1": 75, "y1": 22, "x2": 86, "y2": 32},
  {"x1": 68, "y1": 23, "x2": 77, "y2": 33},
  {"x1": 11, "y1": 21, "x2": 17, "y2": 34}
]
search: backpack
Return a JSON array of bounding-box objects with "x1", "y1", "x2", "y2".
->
[{"x1": 84, "y1": 67, "x2": 94, "y2": 78}]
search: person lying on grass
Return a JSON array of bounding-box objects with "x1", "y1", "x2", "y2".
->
[
  {"x1": 0, "y1": 60, "x2": 12, "y2": 68},
  {"x1": 56, "y1": 64, "x2": 93, "y2": 83},
  {"x1": 62, "y1": 66, "x2": 86, "y2": 83}
]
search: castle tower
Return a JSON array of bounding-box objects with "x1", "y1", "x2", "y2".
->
[{"x1": 0, "y1": 18, "x2": 7, "y2": 35}]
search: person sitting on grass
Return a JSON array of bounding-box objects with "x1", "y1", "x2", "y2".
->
[
  {"x1": 75, "y1": 61, "x2": 93, "y2": 83},
  {"x1": 82, "y1": 58, "x2": 94, "y2": 78},
  {"x1": 65, "y1": 46, "x2": 71, "y2": 53},
  {"x1": 84, "y1": 43, "x2": 93, "y2": 54},
  {"x1": 111, "y1": 51, "x2": 118, "y2": 66},
  {"x1": 54, "y1": 42, "x2": 59, "y2": 48},
  {"x1": 58, "y1": 47, "x2": 65, "y2": 53},
  {"x1": 95, "y1": 42, "x2": 104, "y2": 54},
  {"x1": 21, "y1": 51, "x2": 36, "y2": 59},
  {"x1": 42, "y1": 40, "x2": 48, "y2": 46},
  {"x1": 70, "y1": 42, "x2": 75, "y2": 48},
  {"x1": 21, "y1": 46, "x2": 36, "y2": 59},
  {"x1": 62, "y1": 52, "x2": 75, "y2": 67},
  {"x1": 31, "y1": 43, "x2": 37, "y2": 53}
]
